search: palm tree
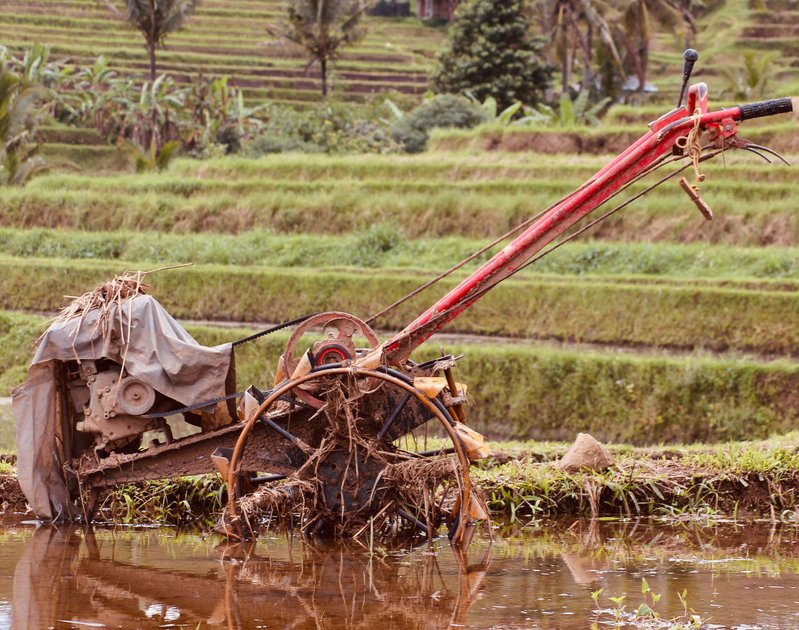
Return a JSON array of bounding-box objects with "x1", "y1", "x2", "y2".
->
[
  {"x1": 0, "y1": 70, "x2": 51, "y2": 185},
  {"x1": 124, "y1": 0, "x2": 201, "y2": 81},
  {"x1": 616, "y1": 0, "x2": 685, "y2": 91},
  {"x1": 268, "y1": 0, "x2": 370, "y2": 97},
  {"x1": 542, "y1": 0, "x2": 622, "y2": 94}
]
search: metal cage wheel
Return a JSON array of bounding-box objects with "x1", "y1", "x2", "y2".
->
[{"x1": 223, "y1": 366, "x2": 477, "y2": 545}]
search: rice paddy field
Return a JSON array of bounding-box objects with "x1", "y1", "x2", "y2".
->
[
  {"x1": 0, "y1": 0, "x2": 796, "y2": 495},
  {"x1": 0, "y1": 0, "x2": 438, "y2": 106},
  {"x1": 3, "y1": 139, "x2": 799, "y2": 446}
]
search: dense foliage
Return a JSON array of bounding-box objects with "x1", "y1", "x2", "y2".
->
[
  {"x1": 391, "y1": 94, "x2": 488, "y2": 153},
  {"x1": 0, "y1": 48, "x2": 53, "y2": 185},
  {"x1": 432, "y1": 0, "x2": 552, "y2": 110},
  {"x1": 268, "y1": 0, "x2": 369, "y2": 97}
]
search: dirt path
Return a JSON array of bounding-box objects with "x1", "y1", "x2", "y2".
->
[{"x1": 183, "y1": 318, "x2": 792, "y2": 364}]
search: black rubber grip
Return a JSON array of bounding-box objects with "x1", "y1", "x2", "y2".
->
[{"x1": 738, "y1": 97, "x2": 793, "y2": 120}]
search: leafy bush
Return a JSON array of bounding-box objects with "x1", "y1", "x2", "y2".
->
[
  {"x1": 246, "y1": 102, "x2": 397, "y2": 155},
  {"x1": 391, "y1": 94, "x2": 488, "y2": 153}
]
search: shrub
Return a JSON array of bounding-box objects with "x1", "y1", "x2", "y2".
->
[
  {"x1": 246, "y1": 102, "x2": 397, "y2": 155},
  {"x1": 431, "y1": 0, "x2": 551, "y2": 110},
  {"x1": 391, "y1": 94, "x2": 487, "y2": 153}
]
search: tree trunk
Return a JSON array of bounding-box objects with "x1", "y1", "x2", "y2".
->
[
  {"x1": 148, "y1": 41, "x2": 157, "y2": 82},
  {"x1": 320, "y1": 57, "x2": 328, "y2": 97},
  {"x1": 638, "y1": 44, "x2": 648, "y2": 92}
]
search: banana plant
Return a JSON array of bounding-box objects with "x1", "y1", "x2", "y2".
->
[
  {"x1": 0, "y1": 69, "x2": 52, "y2": 185},
  {"x1": 526, "y1": 90, "x2": 611, "y2": 127},
  {"x1": 465, "y1": 93, "x2": 525, "y2": 126},
  {"x1": 124, "y1": 138, "x2": 180, "y2": 172}
]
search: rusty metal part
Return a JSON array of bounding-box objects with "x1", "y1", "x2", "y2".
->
[
  {"x1": 224, "y1": 367, "x2": 476, "y2": 546},
  {"x1": 75, "y1": 369, "x2": 164, "y2": 451},
  {"x1": 443, "y1": 367, "x2": 465, "y2": 422},
  {"x1": 115, "y1": 377, "x2": 156, "y2": 415},
  {"x1": 678, "y1": 176, "x2": 713, "y2": 220},
  {"x1": 79, "y1": 407, "x2": 314, "y2": 487},
  {"x1": 280, "y1": 312, "x2": 379, "y2": 379}
]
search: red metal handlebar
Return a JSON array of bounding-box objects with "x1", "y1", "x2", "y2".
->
[{"x1": 383, "y1": 86, "x2": 794, "y2": 364}]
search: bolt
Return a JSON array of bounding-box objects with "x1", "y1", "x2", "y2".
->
[{"x1": 725, "y1": 123, "x2": 732, "y2": 132}]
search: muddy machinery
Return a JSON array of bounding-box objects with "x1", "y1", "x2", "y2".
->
[{"x1": 13, "y1": 51, "x2": 795, "y2": 544}]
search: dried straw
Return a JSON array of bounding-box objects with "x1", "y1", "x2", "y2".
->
[{"x1": 37, "y1": 264, "x2": 192, "y2": 369}]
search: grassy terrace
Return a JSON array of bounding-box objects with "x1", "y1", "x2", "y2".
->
[
  {"x1": 7, "y1": 152, "x2": 799, "y2": 245},
  {"x1": 4, "y1": 255, "x2": 799, "y2": 356},
  {"x1": 0, "y1": 0, "x2": 441, "y2": 104},
  {"x1": 3, "y1": 310, "x2": 799, "y2": 444}
]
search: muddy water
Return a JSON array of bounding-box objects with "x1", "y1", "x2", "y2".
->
[{"x1": 1, "y1": 519, "x2": 799, "y2": 628}]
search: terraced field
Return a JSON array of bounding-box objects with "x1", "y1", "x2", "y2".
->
[
  {"x1": 7, "y1": 152, "x2": 799, "y2": 245},
  {"x1": 3, "y1": 145, "x2": 799, "y2": 445},
  {"x1": 0, "y1": 0, "x2": 439, "y2": 105},
  {"x1": 3, "y1": 0, "x2": 799, "y2": 447}
]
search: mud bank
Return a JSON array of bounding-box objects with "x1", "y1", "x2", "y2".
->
[{"x1": 5, "y1": 435, "x2": 799, "y2": 524}]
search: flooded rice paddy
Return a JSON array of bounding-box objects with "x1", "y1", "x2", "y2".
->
[{"x1": 1, "y1": 518, "x2": 799, "y2": 628}]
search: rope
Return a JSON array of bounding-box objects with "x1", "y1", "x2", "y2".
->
[{"x1": 686, "y1": 107, "x2": 706, "y2": 186}]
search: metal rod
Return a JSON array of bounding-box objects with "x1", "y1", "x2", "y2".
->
[
  {"x1": 416, "y1": 446, "x2": 456, "y2": 458},
  {"x1": 398, "y1": 508, "x2": 428, "y2": 533},
  {"x1": 443, "y1": 367, "x2": 464, "y2": 423},
  {"x1": 250, "y1": 473, "x2": 288, "y2": 485},
  {"x1": 259, "y1": 415, "x2": 302, "y2": 445},
  {"x1": 377, "y1": 392, "x2": 412, "y2": 440}
]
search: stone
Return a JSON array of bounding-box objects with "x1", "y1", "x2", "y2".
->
[{"x1": 558, "y1": 433, "x2": 614, "y2": 472}]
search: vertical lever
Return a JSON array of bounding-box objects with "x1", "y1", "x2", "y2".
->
[{"x1": 677, "y1": 48, "x2": 699, "y2": 108}]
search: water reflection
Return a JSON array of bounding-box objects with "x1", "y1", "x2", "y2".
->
[
  {"x1": 5, "y1": 518, "x2": 799, "y2": 628},
  {"x1": 9, "y1": 525, "x2": 490, "y2": 629}
]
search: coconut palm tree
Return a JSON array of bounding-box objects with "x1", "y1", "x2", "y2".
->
[
  {"x1": 541, "y1": 0, "x2": 622, "y2": 94},
  {"x1": 268, "y1": 0, "x2": 370, "y2": 97},
  {"x1": 124, "y1": 0, "x2": 201, "y2": 81},
  {"x1": 615, "y1": 0, "x2": 686, "y2": 91}
]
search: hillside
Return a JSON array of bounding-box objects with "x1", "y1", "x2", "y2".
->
[{"x1": 0, "y1": 0, "x2": 440, "y2": 106}]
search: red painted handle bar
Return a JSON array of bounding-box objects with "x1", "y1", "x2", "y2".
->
[{"x1": 383, "y1": 86, "x2": 795, "y2": 364}]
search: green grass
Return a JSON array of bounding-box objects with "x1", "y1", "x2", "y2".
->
[
  {"x1": 2, "y1": 255, "x2": 799, "y2": 356},
  {"x1": 477, "y1": 433, "x2": 799, "y2": 520},
  {"x1": 3, "y1": 152, "x2": 799, "y2": 245},
  {"x1": 3, "y1": 309, "x2": 799, "y2": 444},
  {"x1": 0, "y1": 403, "x2": 14, "y2": 454},
  {"x1": 430, "y1": 119, "x2": 799, "y2": 155},
  {"x1": 3, "y1": 227, "x2": 799, "y2": 282}
]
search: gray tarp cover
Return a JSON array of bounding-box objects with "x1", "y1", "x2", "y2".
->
[{"x1": 12, "y1": 295, "x2": 232, "y2": 520}]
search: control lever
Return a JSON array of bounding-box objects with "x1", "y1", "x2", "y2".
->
[{"x1": 677, "y1": 49, "x2": 699, "y2": 108}]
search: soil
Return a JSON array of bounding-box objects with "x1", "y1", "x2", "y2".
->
[
  {"x1": 4, "y1": 449, "x2": 799, "y2": 523},
  {"x1": 0, "y1": 475, "x2": 26, "y2": 512}
]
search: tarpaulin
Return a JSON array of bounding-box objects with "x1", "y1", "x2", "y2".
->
[{"x1": 12, "y1": 295, "x2": 232, "y2": 519}]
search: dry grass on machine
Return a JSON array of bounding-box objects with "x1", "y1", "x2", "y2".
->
[
  {"x1": 228, "y1": 381, "x2": 465, "y2": 543},
  {"x1": 42, "y1": 265, "x2": 190, "y2": 346}
]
